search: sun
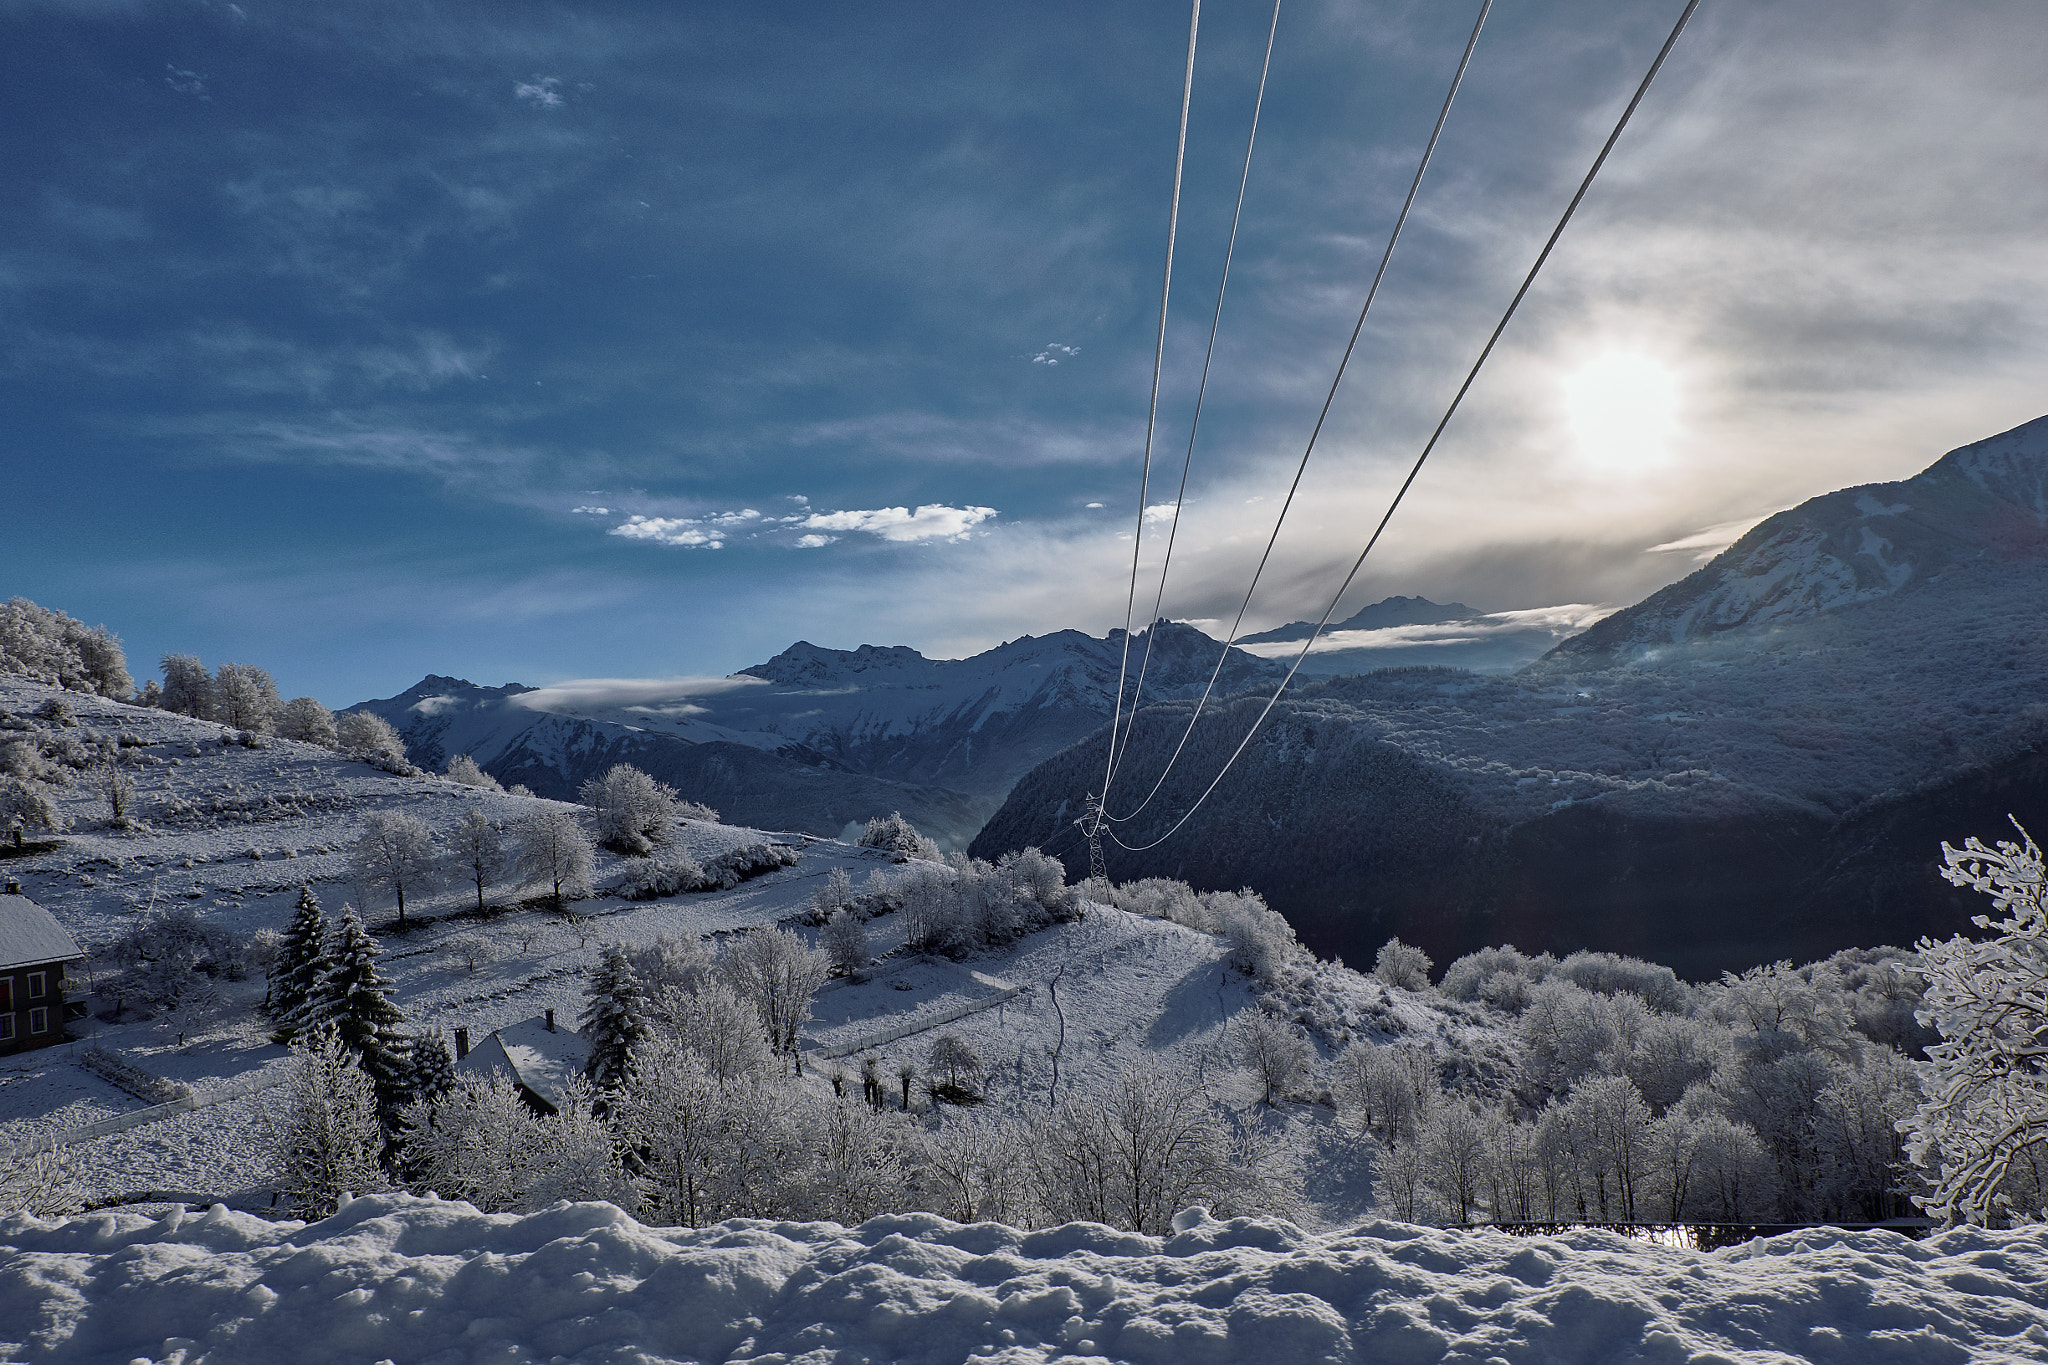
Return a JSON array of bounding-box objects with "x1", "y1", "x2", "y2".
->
[{"x1": 1561, "y1": 350, "x2": 1680, "y2": 475}]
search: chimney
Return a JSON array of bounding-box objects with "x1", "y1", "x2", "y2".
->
[
  {"x1": 4, "y1": 877, "x2": 18, "y2": 895},
  {"x1": 545, "y1": 1008, "x2": 555, "y2": 1033},
  {"x1": 454, "y1": 1028, "x2": 470, "y2": 1061}
]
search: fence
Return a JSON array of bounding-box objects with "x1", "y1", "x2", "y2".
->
[
  {"x1": 812, "y1": 979, "x2": 1031, "y2": 1062},
  {"x1": 2, "y1": 1069, "x2": 287, "y2": 1159}
]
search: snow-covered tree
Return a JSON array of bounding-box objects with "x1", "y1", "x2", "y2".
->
[
  {"x1": 305, "y1": 905, "x2": 411, "y2": 1125},
  {"x1": 928, "y1": 1033, "x2": 982, "y2": 1093},
  {"x1": 334, "y1": 710, "x2": 408, "y2": 768},
  {"x1": 444, "y1": 753, "x2": 501, "y2": 790},
  {"x1": 410, "y1": 1028, "x2": 457, "y2": 1105},
  {"x1": 723, "y1": 928, "x2": 829, "y2": 1074},
  {"x1": 1419, "y1": 1098, "x2": 1490, "y2": 1223},
  {"x1": 95, "y1": 750, "x2": 135, "y2": 825},
  {"x1": 268, "y1": 885, "x2": 332, "y2": 1036},
  {"x1": 1903, "y1": 819, "x2": 2048, "y2": 1225},
  {"x1": 213, "y1": 662, "x2": 281, "y2": 732},
  {"x1": 579, "y1": 763, "x2": 679, "y2": 855},
  {"x1": 513, "y1": 807, "x2": 595, "y2": 912},
  {"x1": 1231, "y1": 1010, "x2": 1313, "y2": 1107},
  {"x1": 158, "y1": 653, "x2": 214, "y2": 719},
  {"x1": 444, "y1": 806, "x2": 506, "y2": 914},
  {"x1": 1032, "y1": 1063, "x2": 1256, "y2": 1235},
  {"x1": 822, "y1": 909, "x2": 869, "y2": 978},
  {"x1": 581, "y1": 943, "x2": 650, "y2": 1092},
  {"x1": 630, "y1": 934, "x2": 713, "y2": 1003},
  {"x1": 350, "y1": 811, "x2": 438, "y2": 927},
  {"x1": 274, "y1": 1026, "x2": 388, "y2": 1218},
  {"x1": 858, "y1": 811, "x2": 941, "y2": 861},
  {"x1": 1374, "y1": 937, "x2": 1434, "y2": 992},
  {"x1": 0, "y1": 776, "x2": 64, "y2": 849},
  {"x1": 277, "y1": 696, "x2": 337, "y2": 747},
  {"x1": 0, "y1": 598, "x2": 130, "y2": 697},
  {"x1": 811, "y1": 866, "x2": 853, "y2": 921},
  {"x1": 661, "y1": 977, "x2": 774, "y2": 1085},
  {"x1": 1332, "y1": 1042, "x2": 1436, "y2": 1146}
]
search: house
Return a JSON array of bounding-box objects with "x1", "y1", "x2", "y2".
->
[
  {"x1": 452, "y1": 1010, "x2": 588, "y2": 1114},
  {"x1": 0, "y1": 881, "x2": 86, "y2": 1056}
]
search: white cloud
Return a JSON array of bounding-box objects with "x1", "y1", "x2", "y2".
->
[
  {"x1": 1032, "y1": 342, "x2": 1079, "y2": 366},
  {"x1": 1644, "y1": 516, "x2": 1777, "y2": 560},
  {"x1": 510, "y1": 674, "x2": 769, "y2": 711},
  {"x1": 514, "y1": 76, "x2": 563, "y2": 107},
  {"x1": 164, "y1": 66, "x2": 208, "y2": 99},
  {"x1": 571, "y1": 505, "x2": 610, "y2": 515},
  {"x1": 608, "y1": 515, "x2": 724, "y2": 548},
  {"x1": 800, "y1": 504, "x2": 997, "y2": 543},
  {"x1": 1085, "y1": 502, "x2": 1104, "y2": 509},
  {"x1": 794, "y1": 533, "x2": 838, "y2": 548},
  {"x1": 1143, "y1": 501, "x2": 1179, "y2": 524}
]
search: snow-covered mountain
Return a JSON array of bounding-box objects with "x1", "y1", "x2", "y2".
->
[
  {"x1": 1235, "y1": 598, "x2": 1609, "y2": 676},
  {"x1": 353, "y1": 623, "x2": 1283, "y2": 845},
  {"x1": 979, "y1": 415, "x2": 2048, "y2": 975},
  {"x1": 1554, "y1": 413, "x2": 2048, "y2": 657}
]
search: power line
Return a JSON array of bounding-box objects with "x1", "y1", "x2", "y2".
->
[
  {"x1": 1105, "y1": 0, "x2": 1704, "y2": 856},
  {"x1": 1101, "y1": 0, "x2": 1494, "y2": 825},
  {"x1": 1107, "y1": 0, "x2": 1286, "y2": 787},
  {"x1": 1099, "y1": 0, "x2": 1204, "y2": 828}
]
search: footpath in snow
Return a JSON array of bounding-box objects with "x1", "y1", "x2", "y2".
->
[{"x1": 4, "y1": 1194, "x2": 2046, "y2": 1364}]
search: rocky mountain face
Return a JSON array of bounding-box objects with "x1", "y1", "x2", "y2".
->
[
  {"x1": 351, "y1": 622, "x2": 1283, "y2": 847},
  {"x1": 976, "y1": 415, "x2": 2048, "y2": 977}
]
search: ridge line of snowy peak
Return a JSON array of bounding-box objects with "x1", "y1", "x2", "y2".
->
[{"x1": 1553, "y1": 412, "x2": 2048, "y2": 658}]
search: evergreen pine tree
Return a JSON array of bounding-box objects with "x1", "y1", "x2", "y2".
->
[
  {"x1": 275, "y1": 1025, "x2": 388, "y2": 1218},
  {"x1": 309, "y1": 905, "x2": 413, "y2": 1127},
  {"x1": 269, "y1": 885, "x2": 331, "y2": 1040},
  {"x1": 410, "y1": 1028, "x2": 458, "y2": 1106},
  {"x1": 579, "y1": 943, "x2": 649, "y2": 1092}
]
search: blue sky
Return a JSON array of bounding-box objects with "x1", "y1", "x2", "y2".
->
[{"x1": 4, "y1": 0, "x2": 2045, "y2": 705}]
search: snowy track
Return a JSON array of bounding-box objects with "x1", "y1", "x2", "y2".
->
[{"x1": 5, "y1": 1194, "x2": 2046, "y2": 1364}]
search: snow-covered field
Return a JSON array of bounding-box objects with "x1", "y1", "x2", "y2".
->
[{"x1": 6, "y1": 1194, "x2": 2045, "y2": 1364}]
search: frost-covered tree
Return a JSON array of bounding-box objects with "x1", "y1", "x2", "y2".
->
[
  {"x1": 858, "y1": 811, "x2": 941, "y2": 861},
  {"x1": 662, "y1": 977, "x2": 775, "y2": 1085},
  {"x1": 1332, "y1": 1043, "x2": 1436, "y2": 1147},
  {"x1": 158, "y1": 653, "x2": 214, "y2": 719},
  {"x1": 723, "y1": 928, "x2": 829, "y2": 1074},
  {"x1": 579, "y1": 763, "x2": 679, "y2": 855},
  {"x1": 213, "y1": 662, "x2": 281, "y2": 732},
  {"x1": 0, "y1": 598, "x2": 131, "y2": 697},
  {"x1": 822, "y1": 908, "x2": 869, "y2": 978},
  {"x1": 1032, "y1": 1063, "x2": 1256, "y2": 1235},
  {"x1": 268, "y1": 885, "x2": 332, "y2": 1037},
  {"x1": 928, "y1": 1033, "x2": 982, "y2": 1093},
  {"x1": 514, "y1": 807, "x2": 595, "y2": 911},
  {"x1": 410, "y1": 1028, "x2": 457, "y2": 1106},
  {"x1": 444, "y1": 753, "x2": 501, "y2": 790},
  {"x1": 334, "y1": 710, "x2": 408, "y2": 768},
  {"x1": 274, "y1": 1026, "x2": 388, "y2": 1218},
  {"x1": 630, "y1": 934, "x2": 713, "y2": 1004},
  {"x1": 350, "y1": 811, "x2": 438, "y2": 927},
  {"x1": 811, "y1": 866, "x2": 853, "y2": 921},
  {"x1": 1374, "y1": 937, "x2": 1435, "y2": 992},
  {"x1": 1903, "y1": 820, "x2": 2048, "y2": 1225},
  {"x1": 1231, "y1": 1009, "x2": 1312, "y2": 1106},
  {"x1": 444, "y1": 807, "x2": 506, "y2": 914},
  {"x1": 582, "y1": 943, "x2": 651, "y2": 1092},
  {"x1": 277, "y1": 696, "x2": 338, "y2": 747},
  {"x1": 305, "y1": 905, "x2": 411, "y2": 1124},
  {"x1": 0, "y1": 776, "x2": 64, "y2": 849},
  {"x1": 95, "y1": 750, "x2": 135, "y2": 825},
  {"x1": 1419, "y1": 1098, "x2": 1490, "y2": 1223}
]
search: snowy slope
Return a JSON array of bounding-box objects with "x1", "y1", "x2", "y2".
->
[
  {"x1": 1554, "y1": 413, "x2": 2048, "y2": 657},
  {"x1": 5, "y1": 1194, "x2": 2044, "y2": 1365}
]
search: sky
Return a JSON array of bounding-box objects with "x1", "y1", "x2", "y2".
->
[{"x1": 2, "y1": 0, "x2": 2045, "y2": 706}]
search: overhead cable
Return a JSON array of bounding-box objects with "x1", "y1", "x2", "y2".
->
[
  {"x1": 1101, "y1": 0, "x2": 1494, "y2": 824},
  {"x1": 1105, "y1": 0, "x2": 1287, "y2": 787},
  {"x1": 1106, "y1": 0, "x2": 1704, "y2": 854},
  {"x1": 1098, "y1": 0, "x2": 1204, "y2": 827}
]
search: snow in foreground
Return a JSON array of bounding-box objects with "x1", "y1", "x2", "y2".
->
[{"x1": 5, "y1": 1196, "x2": 2045, "y2": 1364}]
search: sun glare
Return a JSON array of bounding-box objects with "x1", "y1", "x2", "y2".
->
[{"x1": 1561, "y1": 351, "x2": 1679, "y2": 474}]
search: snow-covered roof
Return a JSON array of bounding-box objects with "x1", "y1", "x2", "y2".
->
[
  {"x1": 0, "y1": 893, "x2": 83, "y2": 970},
  {"x1": 455, "y1": 1015, "x2": 588, "y2": 1112}
]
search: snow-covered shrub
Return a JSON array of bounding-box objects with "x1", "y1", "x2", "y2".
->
[
  {"x1": 404, "y1": 1074, "x2": 632, "y2": 1214},
  {"x1": 858, "y1": 811, "x2": 941, "y2": 861},
  {"x1": 444, "y1": 934, "x2": 494, "y2": 974},
  {"x1": 0, "y1": 1141, "x2": 81, "y2": 1219},
  {"x1": 702, "y1": 841, "x2": 799, "y2": 887},
  {"x1": 621, "y1": 849, "x2": 705, "y2": 899},
  {"x1": 277, "y1": 696, "x2": 338, "y2": 747},
  {"x1": 334, "y1": 710, "x2": 412, "y2": 773},
  {"x1": 1208, "y1": 888, "x2": 1295, "y2": 982},
  {"x1": 513, "y1": 807, "x2": 595, "y2": 910},
  {"x1": 1441, "y1": 945, "x2": 1552, "y2": 1004},
  {"x1": 1555, "y1": 950, "x2": 1689, "y2": 1014},
  {"x1": 676, "y1": 799, "x2": 719, "y2": 824},
  {"x1": 33, "y1": 697, "x2": 76, "y2": 727},
  {"x1": 1373, "y1": 937, "x2": 1435, "y2": 992},
  {"x1": 1903, "y1": 819, "x2": 2048, "y2": 1225},
  {"x1": 443, "y1": 753, "x2": 501, "y2": 790},
  {"x1": 0, "y1": 597, "x2": 132, "y2": 697},
  {"x1": 580, "y1": 763, "x2": 680, "y2": 855}
]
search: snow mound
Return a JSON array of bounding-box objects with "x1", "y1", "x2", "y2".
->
[{"x1": 6, "y1": 1195, "x2": 2046, "y2": 1364}]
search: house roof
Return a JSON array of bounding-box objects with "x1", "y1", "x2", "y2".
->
[
  {"x1": 454, "y1": 1015, "x2": 589, "y2": 1112},
  {"x1": 0, "y1": 894, "x2": 83, "y2": 971}
]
